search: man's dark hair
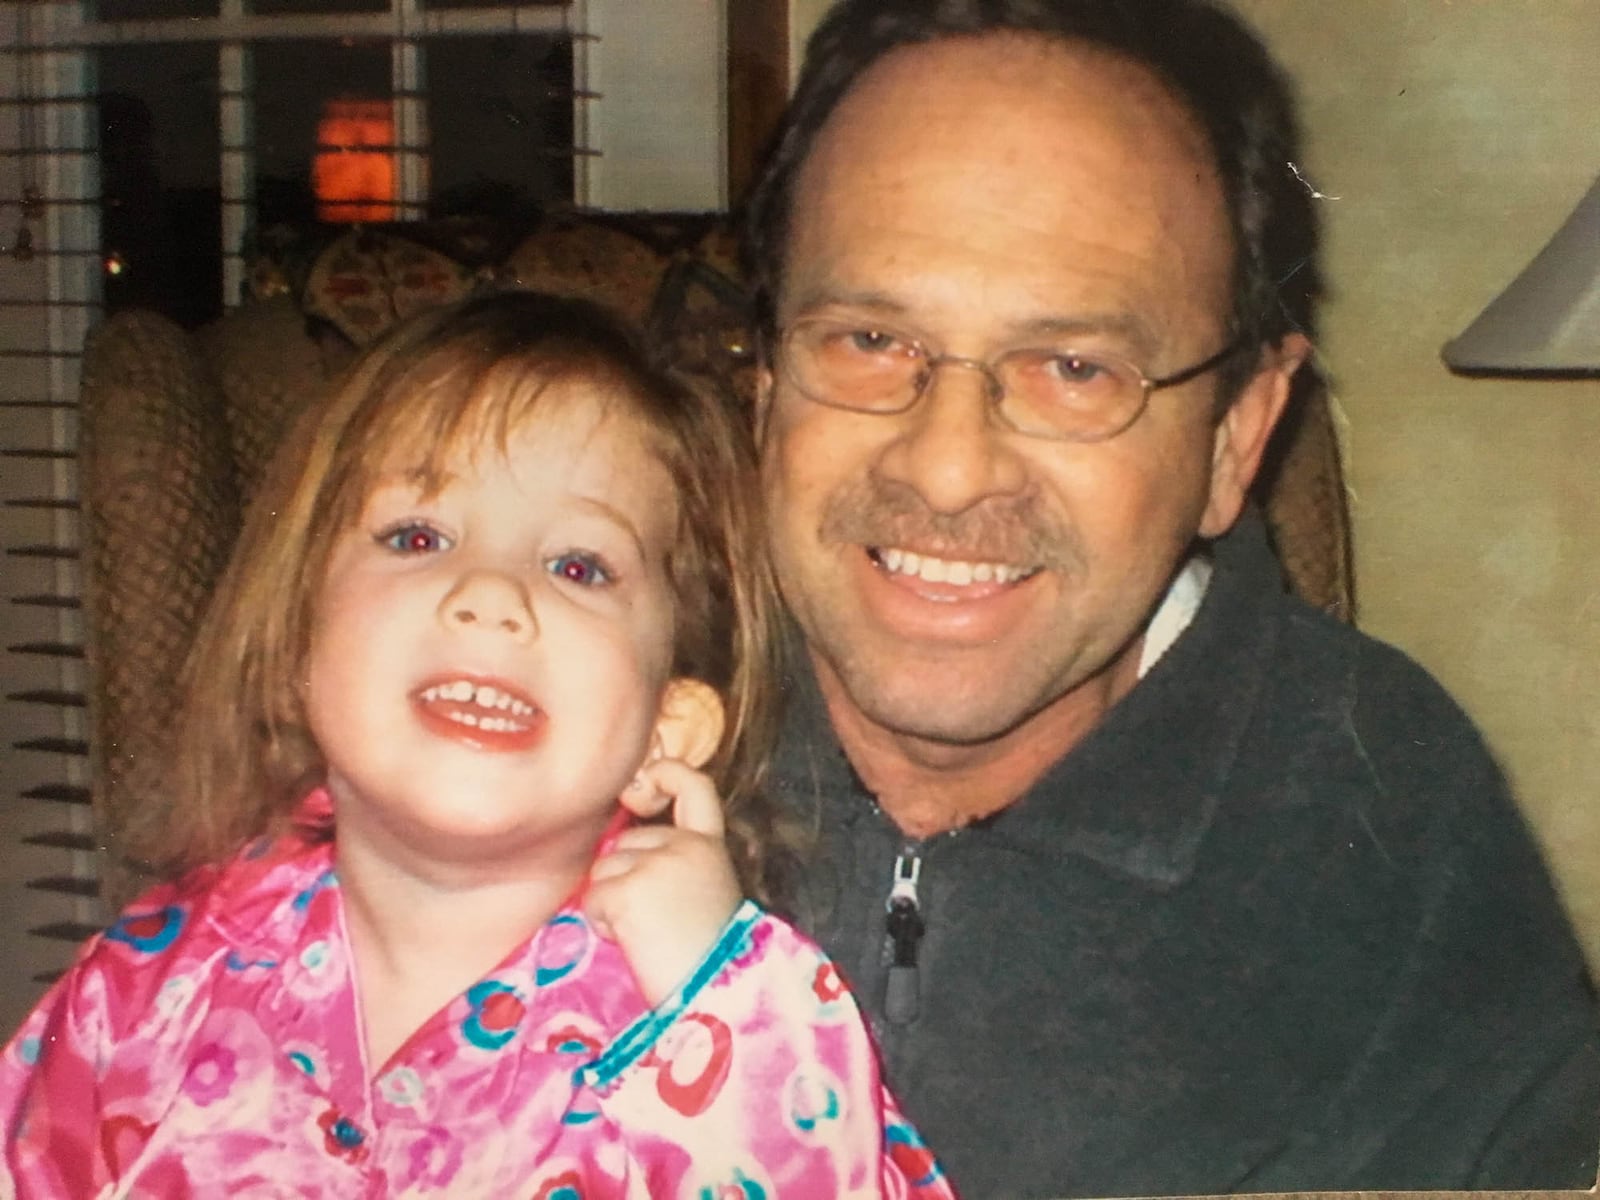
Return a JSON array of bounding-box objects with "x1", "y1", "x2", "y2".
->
[{"x1": 741, "y1": 0, "x2": 1323, "y2": 399}]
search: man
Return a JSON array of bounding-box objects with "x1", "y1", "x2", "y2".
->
[{"x1": 740, "y1": 1, "x2": 1600, "y2": 1196}]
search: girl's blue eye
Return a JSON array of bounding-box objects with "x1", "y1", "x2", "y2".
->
[
  {"x1": 380, "y1": 523, "x2": 451, "y2": 554},
  {"x1": 547, "y1": 552, "x2": 611, "y2": 587}
]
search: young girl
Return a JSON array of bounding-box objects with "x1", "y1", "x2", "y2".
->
[{"x1": 1, "y1": 292, "x2": 953, "y2": 1198}]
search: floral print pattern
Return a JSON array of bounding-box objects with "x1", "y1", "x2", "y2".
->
[{"x1": 1, "y1": 790, "x2": 956, "y2": 1198}]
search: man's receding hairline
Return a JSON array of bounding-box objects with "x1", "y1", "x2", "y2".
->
[
  {"x1": 780, "y1": 27, "x2": 1233, "y2": 341},
  {"x1": 809, "y1": 28, "x2": 1220, "y2": 178}
]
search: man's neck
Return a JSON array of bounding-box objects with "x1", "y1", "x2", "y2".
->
[{"x1": 816, "y1": 642, "x2": 1144, "y2": 839}]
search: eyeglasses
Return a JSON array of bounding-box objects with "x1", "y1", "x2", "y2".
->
[{"x1": 777, "y1": 316, "x2": 1243, "y2": 443}]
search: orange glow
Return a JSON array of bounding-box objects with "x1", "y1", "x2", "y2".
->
[{"x1": 313, "y1": 98, "x2": 397, "y2": 223}]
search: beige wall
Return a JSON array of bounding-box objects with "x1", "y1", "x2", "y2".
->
[
  {"x1": 1230, "y1": 0, "x2": 1600, "y2": 963},
  {"x1": 788, "y1": 1, "x2": 1600, "y2": 962},
  {"x1": 789, "y1": 0, "x2": 833, "y2": 84}
]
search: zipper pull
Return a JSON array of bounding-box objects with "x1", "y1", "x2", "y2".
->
[{"x1": 884, "y1": 847, "x2": 925, "y2": 1024}]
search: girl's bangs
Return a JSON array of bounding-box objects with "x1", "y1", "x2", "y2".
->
[{"x1": 355, "y1": 349, "x2": 606, "y2": 497}]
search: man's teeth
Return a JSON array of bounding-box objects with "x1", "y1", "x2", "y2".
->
[
  {"x1": 878, "y1": 547, "x2": 1032, "y2": 585},
  {"x1": 418, "y1": 680, "x2": 536, "y2": 721}
]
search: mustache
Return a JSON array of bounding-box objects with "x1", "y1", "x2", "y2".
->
[{"x1": 817, "y1": 476, "x2": 1081, "y2": 574}]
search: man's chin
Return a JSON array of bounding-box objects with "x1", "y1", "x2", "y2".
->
[
  {"x1": 825, "y1": 655, "x2": 1056, "y2": 748},
  {"x1": 811, "y1": 624, "x2": 1142, "y2": 758}
]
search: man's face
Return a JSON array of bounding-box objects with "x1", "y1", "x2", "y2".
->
[{"x1": 758, "y1": 34, "x2": 1294, "y2": 754}]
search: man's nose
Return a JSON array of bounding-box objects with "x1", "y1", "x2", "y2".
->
[
  {"x1": 875, "y1": 359, "x2": 1029, "y2": 514},
  {"x1": 438, "y1": 568, "x2": 538, "y2": 643}
]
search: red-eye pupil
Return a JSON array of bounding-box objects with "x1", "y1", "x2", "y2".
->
[
  {"x1": 561, "y1": 558, "x2": 589, "y2": 582},
  {"x1": 407, "y1": 530, "x2": 433, "y2": 552}
]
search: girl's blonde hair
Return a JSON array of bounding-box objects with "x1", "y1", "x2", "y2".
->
[{"x1": 136, "y1": 291, "x2": 787, "y2": 900}]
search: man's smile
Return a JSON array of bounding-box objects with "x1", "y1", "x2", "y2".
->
[{"x1": 869, "y1": 545, "x2": 1040, "y2": 586}]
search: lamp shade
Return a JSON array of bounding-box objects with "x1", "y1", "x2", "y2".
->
[{"x1": 1442, "y1": 173, "x2": 1600, "y2": 373}]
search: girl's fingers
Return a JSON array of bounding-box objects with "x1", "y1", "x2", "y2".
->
[
  {"x1": 617, "y1": 772, "x2": 673, "y2": 819},
  {"x1": 615, "y1": 759, "x2": 725, "y2": 836},
  {"x1": 587, "y1": 848, "x2": 637, "y2": 883},
  {"x1": 647, "y1": 759, "x2": 726, "y2": 838}
]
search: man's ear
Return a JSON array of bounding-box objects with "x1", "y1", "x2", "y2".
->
[
  {"x1": 1199, "y1": 332, "x2": 1312, "y2": 538},
  {"x1": 651, "y1": 677, "x2": 726, "y2": 769}
]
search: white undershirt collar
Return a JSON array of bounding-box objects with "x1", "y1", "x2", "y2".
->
[{"x1": 1136, "y1": 553, "x2": 1214, "y2": 679}]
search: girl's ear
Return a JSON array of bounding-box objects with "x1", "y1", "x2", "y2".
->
[{"x1": 652, "y1": 677, "x2": 726, "y2": 769}]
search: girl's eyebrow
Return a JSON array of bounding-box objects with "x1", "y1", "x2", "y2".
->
[
  {"x1": 367, "y1": 473, "x2": 653, "y2": 558},
  {"x1": 363, "y1": 466, "x2": 450, "y2": 489},
  {"x1": 400, "y1": 465, "x2": 458, "y2": 487},
  {"x1": 568, "y1": 494, "x2": 648, "y2": 558}
]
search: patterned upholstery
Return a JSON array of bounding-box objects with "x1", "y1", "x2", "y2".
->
[
  {"x1": 79, "y1": 312, "x2": 242, "y2": 897},
  {"x1": 78, "y1": 211, "x2": 1354, "y2": 903}
]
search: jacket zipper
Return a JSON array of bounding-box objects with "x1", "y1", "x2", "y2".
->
[{"x1": 883, "y1": 843, "x2": 926, "y2": 1025}]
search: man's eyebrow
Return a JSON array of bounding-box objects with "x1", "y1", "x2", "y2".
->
[
  {"x1": 1008, "y1": 313, "x2": 1163, "y2": 359},
  {"x1": 784, "y1": 290, "x2": 1163, "y2": 358},
  {"x1": 783, "y1": 287, "x2": 911, "y2": 320}
]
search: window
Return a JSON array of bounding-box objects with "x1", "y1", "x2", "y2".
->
[{"x1": 0, "y1": 0, "x2": 738, "y2": 1036}]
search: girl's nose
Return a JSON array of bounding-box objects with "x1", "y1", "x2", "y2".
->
[{"x1": 437, "y1": 569, "x2": 537, "y2": 642}]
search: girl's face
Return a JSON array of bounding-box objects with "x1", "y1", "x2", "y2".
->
[{"x1": 303, "y1": 387, "x2": 684, "y2": 879}]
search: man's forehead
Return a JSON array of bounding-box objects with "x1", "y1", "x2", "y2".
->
[
  {"x1": 781, "y1": 30, "x2": 1232, "y2": 343},
  {"x1": 814, "y1": 32, "x2": 1214, "y2": 178}
]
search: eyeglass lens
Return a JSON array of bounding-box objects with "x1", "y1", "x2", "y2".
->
[{"x1": 787, "y1": 320, "x2": 1148, "y2": 439}]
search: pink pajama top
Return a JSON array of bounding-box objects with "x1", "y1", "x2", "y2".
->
[{"x1": 0, "y1": 793, "x2": 954, "y2": 1198}]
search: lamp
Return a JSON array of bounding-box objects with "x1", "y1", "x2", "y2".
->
[{"x1": 1442, "y1": 173, "x2": 1600, "y2": 375}]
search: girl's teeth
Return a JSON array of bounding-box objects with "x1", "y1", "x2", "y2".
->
[
  {"x1": 432, "y1": 710, "x2": 531, "y2": 733},
  {"x1": 419, "y1": 682, "x2": 534, "y2": 716}
]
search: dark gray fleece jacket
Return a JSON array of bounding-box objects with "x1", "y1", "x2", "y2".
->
[{"x1": 772, "y1": 512, "x2": 1600, "y2": 1199}]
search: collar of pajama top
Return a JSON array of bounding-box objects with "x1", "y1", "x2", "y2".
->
[
  {"x1": 70, "y1": 795, "x2": 780, "y2": 1193},
  {"x1": 173, "y1": 791, "x2": 642, "y2": 1128}
]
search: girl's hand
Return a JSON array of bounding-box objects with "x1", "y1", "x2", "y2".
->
[{"x1": 584, "y1": 759, "x2": 743, "y2": 1006}]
